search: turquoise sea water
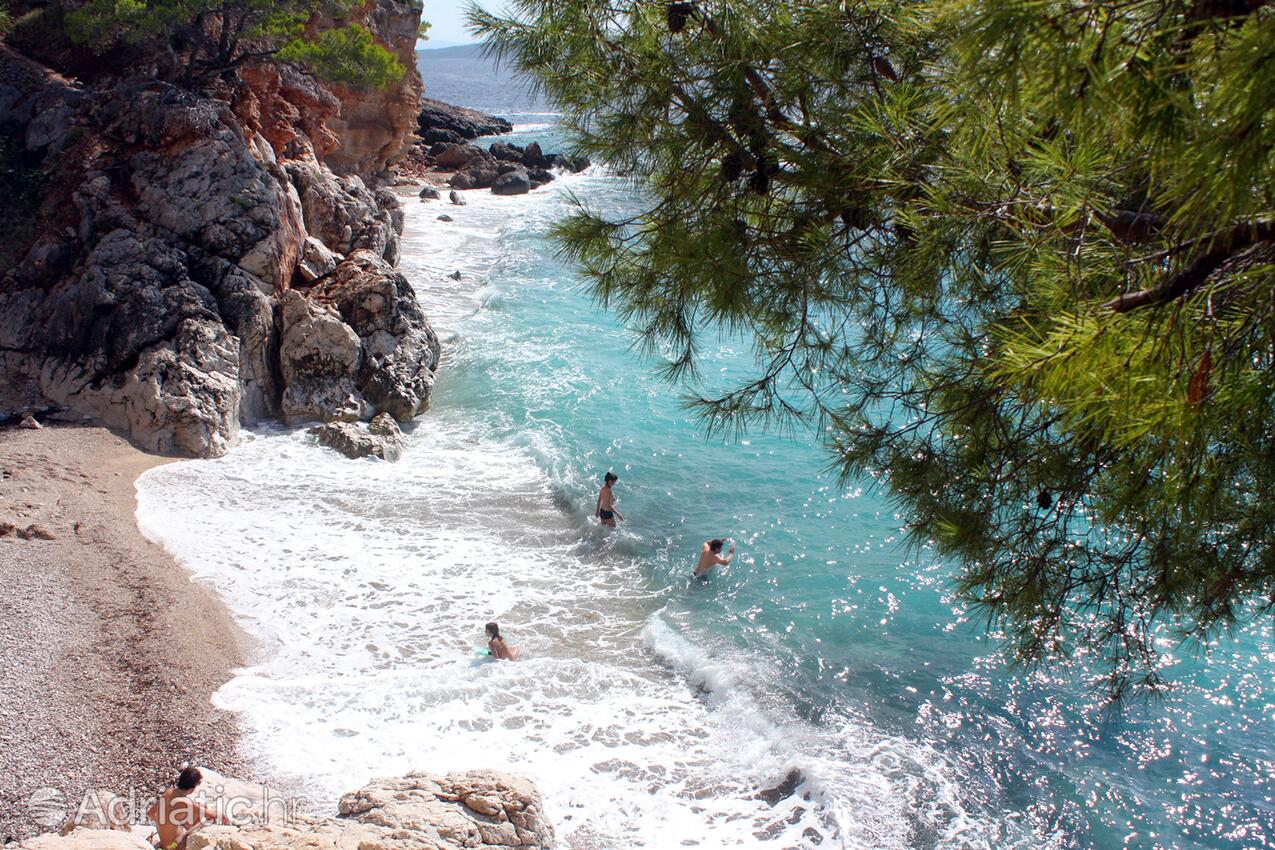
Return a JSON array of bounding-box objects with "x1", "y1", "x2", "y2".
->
[{"x1": 134, "y1": 52, "x2": 1273, "y2": 850}]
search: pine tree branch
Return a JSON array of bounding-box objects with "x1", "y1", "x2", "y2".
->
[{"x1": 1103, "y1": 220, "x2": 1274, "y2": 313}]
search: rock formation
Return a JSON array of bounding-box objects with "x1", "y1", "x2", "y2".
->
[
  {"x1": 417, "y1": 98, "x2": 512, "y2": 144},
  {"x1": 16, "y1": 771, "x2": 554, "y2": 850},
  {"x1": 322, "y1": 0, "x2": 427, "y2": 178},
  {"x1": 0, "y1": 0, "x2": 438, "y2": 459}
]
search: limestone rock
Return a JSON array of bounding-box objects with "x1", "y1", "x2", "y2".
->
[
  {"x1": 312, "y1": 251, "x2": 440, "y2": 422},
  {"x1": 19, "y1": 771, "x2": 551, "y2": 850},
  {"x1": 0, "y1": 8, "x2": 436, "y2": 460},
  {"x1": 18, "y1": 828, "x2": 152, "y2": 850},
  {"x1": 18, "y1": 413, "x2": 40, "y2": 429},
  {"x1": 339, "y1": 771, "x2": 554, "y2": 850},
  {"x1": 278, "y1": 291, "x2": 365, "y2": 424},
  {"x1": 310, "y1": 420, "x2": 402, "y2": 461},
  {"x1": 298, "y1": 236, "x2": 340, "y2": 282},
  {"x1": 288, "y1": 160, "x2": 401, "y2": 262},
  {"x1": 322, "y1": 0, "x2": 424, "y2": 176}
]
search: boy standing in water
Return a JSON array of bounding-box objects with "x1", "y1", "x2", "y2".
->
[
  {"x1": 694, "y1": 539, "x2": 735, "y2": 580},
  {"x1": 595, "y1": 471, "x2": 623, "y2": 527}
]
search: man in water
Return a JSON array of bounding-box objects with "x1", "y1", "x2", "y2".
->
[
  {"x1": 595, "y1": 471, "x2": 623, "y2": 528},
  {"x1": 694, "y1": 538, "x2": 735, "y2": 580},
  {"x1": 147, "y1": 767, "x2": 230, "y2": 850}
]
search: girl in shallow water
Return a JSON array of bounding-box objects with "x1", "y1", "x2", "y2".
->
[{"x1": 485, "y1": 621, "x2": 521, "y2": 661}]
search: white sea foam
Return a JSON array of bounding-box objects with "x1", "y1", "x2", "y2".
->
[{"x1": 136, "y1": 178, "x2": 1029, "y2": 849}]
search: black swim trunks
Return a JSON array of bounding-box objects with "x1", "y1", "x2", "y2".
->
[{"x1": 599, "y1": 509, "x2": 615, "y2": 520}]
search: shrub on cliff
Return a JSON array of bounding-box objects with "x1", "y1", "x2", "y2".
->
[
  {"x1": 60, "y1": 0, "x2": 404, "y2": 88},
  {"x1": 472, "y1": 0, "x2": 1275, "y2": 697}
]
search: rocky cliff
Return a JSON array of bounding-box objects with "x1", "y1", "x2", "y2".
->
[
  {"x1": 0, "y1": 2, "x2": 436, "y2": 458},
  {"x1": 16, "y1": 770, "x2": 554, "y2": 850},
  {"x1": 323, "y1": 1, "x2": 426, "y2": 178}
]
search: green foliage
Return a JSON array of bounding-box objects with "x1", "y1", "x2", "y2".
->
[
  {"x1": 277, "y1": 22, "x2": 404, "y2": 88},
  {"x1": 471, "y1": 0, "x2": 1275, "y2": 697},
  {"x1": 60, "y1": 0, "x2": 405, "y2": 88}
]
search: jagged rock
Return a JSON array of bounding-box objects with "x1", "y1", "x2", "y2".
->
[
  {"x1": 322, "y1": 0, "x2": 424, "y2": 176},
  {"x1": 0, "y1": 2, "x2": 437, "y2": 460},
  {"x1": 488, "y1": 141, "x2": 524, "y2": 162},
  {"x1": 237, "y1": 61, "x2": 341, "y2": 159},
  {"x1": 310, "y1": 420, "x2": 402, "y2": 460},
  {"x1": 548, "y1": 153, "x2": 591, "y2": 173},
  {"x1": 298, "y1": 236, "x2": 340, "y2": 282},
  {"x1": 18, "y1": 413, "x2": 40, "y2": 429},
  {"x1": 449, "y1": 190, "x2": 465, "y2": 206},
  {"x1": 338, "y1": 771, "x2": 554, "y2": 850},
  {"x1": 434, "y1": 143, "x2": 484, "y2": 169},
  {"x1": 278, "y1": 290, "x2": 365, "y2": 424},
  {"x1": 448, "y1": 271, "x2": 462, "y2": 281},
  {"x1": 521, "y1": 142, "x2": 548, "y2": 169},
  {"x1": 448, "y1": 157, "x2": 500, "y2": 190},
  {"x1": 418, "y1": 186, "x2": 440, "y2": 200},
  {"x1": 491, "y1": 170, "x2": 531, "y2": 196},
  {"x1": 418, "y1": 98, "x2": 512, "y2": 142},
  {"x1": 368, "y1": 411, "x2": 400, "y2": 436},
  {"x1": 312, "y1": 251, "x2": 440, "y2": 422},
  {"x1": 287, "y1": 160, "x2": 400, "y2": 262}
]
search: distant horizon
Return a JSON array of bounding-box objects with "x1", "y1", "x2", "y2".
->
[{"x1": 418, "y1": 39, "x2": 476, "y2": 50}]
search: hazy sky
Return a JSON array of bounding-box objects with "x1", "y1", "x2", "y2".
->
[{"x1": 423, "y1": 0, "x2": 508, "y2": 47}]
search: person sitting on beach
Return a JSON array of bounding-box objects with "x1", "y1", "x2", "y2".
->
[
  {"x1": 694, "y1": 538, "x2": 735, "y2": 580},
  {"x1": 595, "y1": 471, "x2": 623, "y2": 528},
  {"x1": 147, "y1": 767, "x2": 229, "y2": 850},
  {"x1": 486, "y1": 621, "x2": 521, "y2": 661}
]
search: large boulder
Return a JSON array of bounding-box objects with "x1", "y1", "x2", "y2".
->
[
  {"x1": 310, "y1": 414, "x2": 403, "y2": 460},
  {"x1": 433, "y1": 143, "x2": 484, "y2": 169},
  {"x1": 448, "y1": 156, "x2": 501, "y2": 191},
  {"x1": 278, "y1": 290, "x2": 365, "y2": 424},
  {"x1": 17, "y1": 771, "x2": 553, "y2": 850},
  {"x1": 491, "y1": 169, "x2": 531, "y2": 196},
  {"x1": 311, "y1": 251, "x2": 440, "y2": 422}
]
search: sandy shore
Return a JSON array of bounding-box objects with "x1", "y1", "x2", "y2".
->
[{"x1": 0, "y1": 424, "x2": 253, "y2": 842}]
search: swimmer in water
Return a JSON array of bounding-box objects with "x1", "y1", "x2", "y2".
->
[
  {"x1": 485, "y1": 621, "x2": 521, "y2": 661},
  {"x1": 595, "y1": 471, "x2": 623, "y2": 528},
  {"x1": 694, "y1": 538, "x2": 735, "y2": 580}
]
